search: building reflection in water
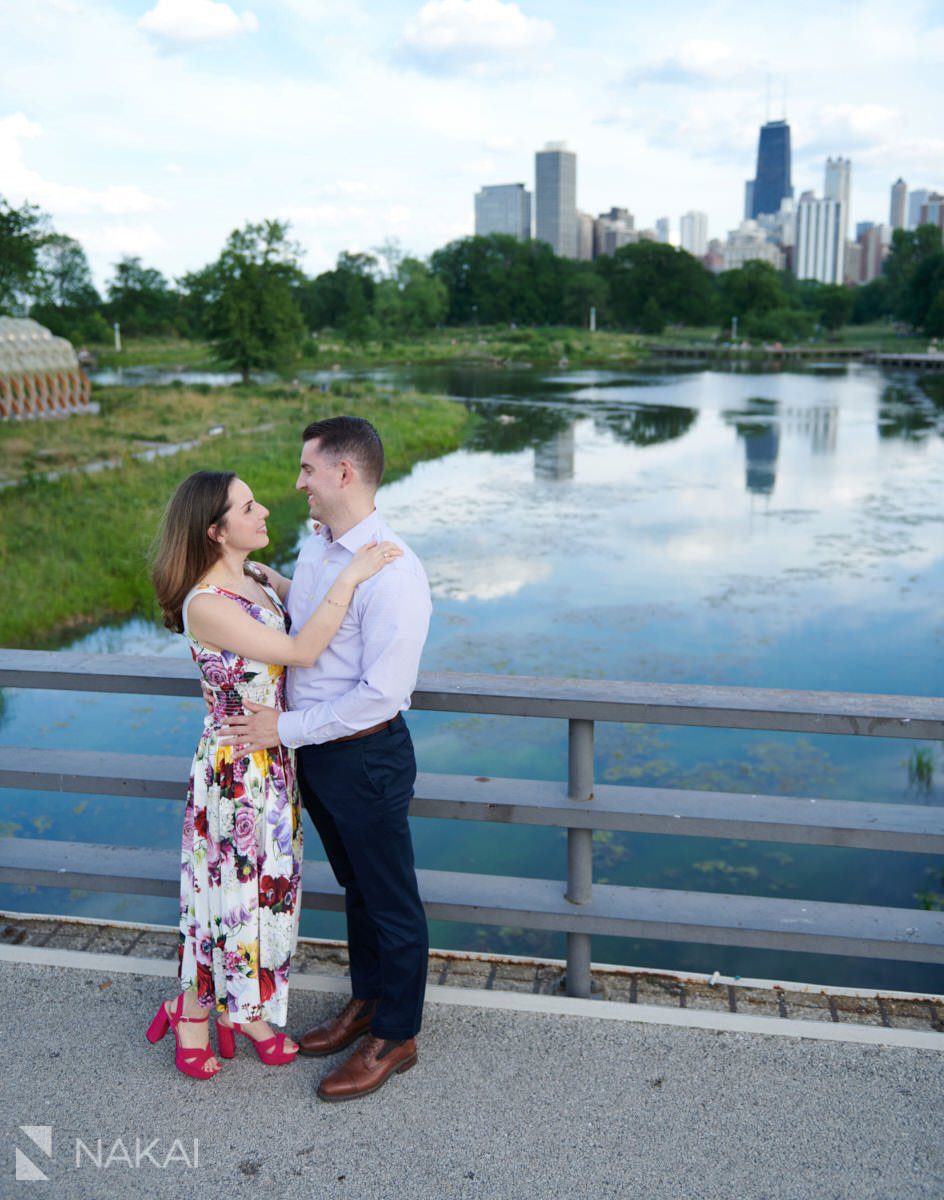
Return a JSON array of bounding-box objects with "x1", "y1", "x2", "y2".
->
[
  {"x1": 724, "y1": 398, "x2": 780, "y2": 497},
  {"x1": 534, "y1": 424, "x2": 576, "y2": 480},
  {"x1": 782, "y1": 405, "x2": 838, "y2": 454}
]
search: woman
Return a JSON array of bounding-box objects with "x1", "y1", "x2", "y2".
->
[{"x1": 146, "y1": 470, "x2": 401, "y2": 1079}]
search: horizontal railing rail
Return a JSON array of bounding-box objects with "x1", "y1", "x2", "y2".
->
[{"x1": 1, "y1": 650, "x2": 943, "y2": 996}]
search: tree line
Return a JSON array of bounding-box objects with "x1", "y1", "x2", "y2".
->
[{"x1": 2, "y1": 193, "x2": 943, "y2": 377}]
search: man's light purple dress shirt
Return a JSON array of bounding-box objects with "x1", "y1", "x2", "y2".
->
[{"x1": 276, "y1": 510, "x2": 431, "y2": 749}]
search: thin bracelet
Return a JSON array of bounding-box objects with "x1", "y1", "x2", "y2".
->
[{"x1": 324, "y1": 594, "x2": 348, "y2": 608}]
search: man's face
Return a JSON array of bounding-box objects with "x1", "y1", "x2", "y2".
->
[{"x1": 295, "y1": 438, "x2": 342, "y2": 523}]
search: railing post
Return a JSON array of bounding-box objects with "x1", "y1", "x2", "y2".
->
[{"x1": 565, "y1": 718, "x2": 594, "y2": 998}]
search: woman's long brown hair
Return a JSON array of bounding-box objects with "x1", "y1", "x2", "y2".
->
[{"x1": 151, "y1": 471, "x2": 236, "y2": 632}]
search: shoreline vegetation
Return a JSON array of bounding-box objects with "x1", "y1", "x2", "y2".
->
[
  {"x1": 85, "y1": 318, "x2": 933, "y2": 378},
  {"x1": 1, "y1": 381, "x2": 470, "y2": 648}
]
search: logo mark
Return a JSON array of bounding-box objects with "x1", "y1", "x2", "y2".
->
[{"x1": 16, "y1": 1126, "x2": 52, "y2": 1182}]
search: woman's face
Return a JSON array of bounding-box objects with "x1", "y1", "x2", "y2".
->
[{"x1": 214, "y1": 478, "x2": 270, "y2": 552}]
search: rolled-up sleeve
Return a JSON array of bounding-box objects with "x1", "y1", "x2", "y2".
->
[{"x1": 277, "y1": 566, "x2": 431, "y2": 748}]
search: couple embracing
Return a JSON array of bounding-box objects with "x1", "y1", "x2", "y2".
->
[{"x1": 147, "y1": 415, "x2": 431, "y2": 1102}]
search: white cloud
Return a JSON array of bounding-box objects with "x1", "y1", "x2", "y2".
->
[
  {"x1": 80, "y1": 223, "x2": 166, "y2": 261},
  {"x1": 0, "y1": 112, "x2": 167, "y2": 216},
  {"x1": 428, "y1": 554, "x2": 552, "y2": 601},
  {"x1": 399, "y1": 0, "x2": 553, "y2": 73},
  {"x1": 139, "y1": 0, "x2": 258, "y2": 43},
  {"x1": 164, "y1": 162, "x2": 184, "y2": 174}
]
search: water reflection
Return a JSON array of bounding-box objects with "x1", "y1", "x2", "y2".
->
[
  {"x1": 7, "y1": 362, "x2": 944, "y2": 991},
  {"x1": 534, "y1": 425, "x2": 575, "y2": 481},
  {"x1": 878, "y1": 382, "x2": 944, "y2": 441},
  {"x1": 592, "y1": 403, "x2": 698, "y2": 447},
  {"x1": 723, "y1": 399, "x2": 780, "y2": 496}
]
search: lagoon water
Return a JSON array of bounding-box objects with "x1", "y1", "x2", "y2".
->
[{"x1": 3, "y1": 363, "x2": 943, "y2": 991}]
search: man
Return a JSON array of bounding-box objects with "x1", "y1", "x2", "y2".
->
[{"x1": 222, "y1": 415, "x2": 431, "y2": 1102}]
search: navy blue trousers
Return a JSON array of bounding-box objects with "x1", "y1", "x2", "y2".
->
[{"x1": 296, "y1": 714, "x2": 428, "y2": 1040}]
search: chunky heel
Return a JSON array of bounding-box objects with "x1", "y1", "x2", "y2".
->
[
  {"x1": 145, "y1": 1004, "x2": 170, "y2": 1044},
  {"x1": 146, "y1": 994, "x2": 221, "y2": 1079},
  {"x1": 224, "y1": 1021, "x2": 298, "y2": 1065},
  {"x1": 216, "y1": 1020, "x2": 236, "y2": 1060}
]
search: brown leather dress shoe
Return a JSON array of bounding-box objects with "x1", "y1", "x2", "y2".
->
[
  {"x1": 317, "y1": 1036, "x2": 418, "y2": 1102},
  {"x1": 297, "y1": 998, "x2": 377, "y2": 1058}
]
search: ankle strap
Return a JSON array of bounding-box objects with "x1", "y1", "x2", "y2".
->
[{"x1": 178, "y1": 1012, "x2": 210, "y2": 1023}]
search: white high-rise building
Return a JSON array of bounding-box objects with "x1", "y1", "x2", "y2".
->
[
  {"x1": 824, "y1": 157, "x2": 851, "y2": 248},
  {"x1": 576, "y1": 211, "x2": 595, "y2": 261},
  {"x1": 795, "y1": 192, "x2": 846, "y2": 283},
  {"x1": 679, "y1": 211, "x2": 708, "y2": 256},
  {"x1": 535, "y1": 142, "x2": 577, "y2": 258},
  {"x1": 890, "y1": 179, "x2": 907, "y2": 230},
  {"x1": 475, "y1": 184, "x2": 531, "y2": 240}
]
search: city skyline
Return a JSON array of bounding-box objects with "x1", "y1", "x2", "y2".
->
[{"x1": 2, "y1": 0, "x2": 943, "y2": 286}]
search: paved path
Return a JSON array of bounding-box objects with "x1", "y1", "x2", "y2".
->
[{"x1": 3, "y1": 952, "x2": 943, "y2": 1200}]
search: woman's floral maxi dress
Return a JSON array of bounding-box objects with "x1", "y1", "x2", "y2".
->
[{"x1": 178, "y1": 582, "x2": 302, "y2": 1026}]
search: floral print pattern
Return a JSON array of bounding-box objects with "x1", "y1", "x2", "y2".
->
[{"x1": 178, "y1": 582, "x2": 301, "y2": 1026}]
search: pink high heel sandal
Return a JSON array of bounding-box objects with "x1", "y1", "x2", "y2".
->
[
  {"x1": 146, "y1": 993, "x2": 221, "y2": 1079},
  {"x1": 216, "y1": 1018, "x2": 298, "y2": 1065}
]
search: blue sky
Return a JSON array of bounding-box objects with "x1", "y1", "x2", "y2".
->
[{"x1": 1, "y1": 0, "x2": 942, "y2": 288}]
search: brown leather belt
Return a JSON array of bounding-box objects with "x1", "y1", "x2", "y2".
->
[{"x1": 325, "y1": 718, "x2": 394, "y2": 745}]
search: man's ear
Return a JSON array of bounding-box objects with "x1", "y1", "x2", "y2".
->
[{"x1": 337, "y1": 458, "x2": 355, "y2": 488}]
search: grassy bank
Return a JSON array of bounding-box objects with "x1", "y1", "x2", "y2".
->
[
  {"x1": 641, "y1": 321, "x2": 930, "y2": 353},
  {"x1": 0, "y1": 383, "x2": 469, "y2": 647},
  {"x1": 85, "y1": 327, "x2": 646, "y2": 373}
]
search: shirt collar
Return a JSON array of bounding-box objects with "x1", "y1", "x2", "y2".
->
[{"x1": 333, "y1": 509, "x2": 382, "y2": 554}]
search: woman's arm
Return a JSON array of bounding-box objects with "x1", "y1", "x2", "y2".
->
[
  {"x1": 187, "y1": 541, "x2": 402, "y2": 667},
  {"x1": 246, "y1": 561, "x2": 292, "y2": 602}
]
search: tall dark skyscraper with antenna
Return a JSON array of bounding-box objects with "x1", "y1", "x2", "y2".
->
[{"x1": 745, "y1": 119, "x2": 793, "y2": 219}]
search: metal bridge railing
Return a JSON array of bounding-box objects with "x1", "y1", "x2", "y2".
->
[{"x1": 1, "y1": 650, "x2": 943, "y2": 997}]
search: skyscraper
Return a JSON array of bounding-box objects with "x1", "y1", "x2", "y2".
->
[
  {"x1": 535, "y1": 142, "x2": 577, "y2": 258},
  {"x1": 890, "y1": 178, "x2": 907, "y2": 230},
  {"x1": 909, "y1": 189, "x2": 931, "y2": 229},
  {"x1": 795, "y1": 192, "x2": 845, "y2": 284},
  {"x1": 746, "y1": 120, "x2": 792, "y2": 219},
  {"x1": 655, "y1": 217, "x2": 671, "y2": 244},
  {"x1": 824, "y1": 156, "x2": 851, "y2": 249},
  {"x1": 680, "y1": 211, "x2": 708, "y2": 256},
  {"x1": 475, "y1": 184, "x2": 531, "y2": 240}
]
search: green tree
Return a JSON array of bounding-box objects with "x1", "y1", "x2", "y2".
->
[
  {"x1": 196, "y1": 219, "x2": 306, "y2": 383},
  {"x1": 885, "y1": 225, "x2": 944, "y2": 330},
  {"x1": 639, "y1": 296, "x2": 665, "y2": 334},
  {"x1": 595, "y1": 242, "x2": 715, "y2": 329},
  {"x1": 106, "y1": 255, "x2": 178, "y2": 336},
  {"x1": 0, "y1": 196, "x2": 46, "y2": 313},
  {"x1": 814, "y1": 284, "x2": 854, "y2": 332},
  {"x1": 717, "y1": 261, "x2": 786, "y2": 325},
  {"x1": 562, "y1": 265, "x2": 609, "y2": 328},
  {"x1": 29, "y1": 233, "x2": 105, "y2": 343},
  {"x1": 374, "y1": 256, "x2": 448, "y2": 336},
  {"x1": 299, "y1": 251, "x2": 378, "y2": 340},
  {"x1": 851, "y1": 276, "x2": 892, "y2": 325},
  {"x1": 430, "y1": 235, "x2": 567, "y2": 325}
]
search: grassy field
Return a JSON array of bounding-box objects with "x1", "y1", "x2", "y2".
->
[
  {"x1": 83, "y1": 322, "x2": 934, "y2": 376},
  {"x1": 0, "y1": 382, "x2": 470, "y2": 647},
  {"x1": 84, "y1": 328, "x2": 646, "y2": 373}
]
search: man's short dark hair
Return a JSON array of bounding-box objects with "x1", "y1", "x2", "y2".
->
[{"x1": 302, "y1": 415, "x2": 385, "y2": 487}]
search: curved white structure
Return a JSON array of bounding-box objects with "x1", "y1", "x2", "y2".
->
[{"x1": 0, "y1": 317, "x2": 92, "y2": 420}]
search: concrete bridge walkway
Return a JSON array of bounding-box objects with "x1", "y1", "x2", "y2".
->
[{"x1": 2, "y1": 915, "x2": 943, "y2": 1200}]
